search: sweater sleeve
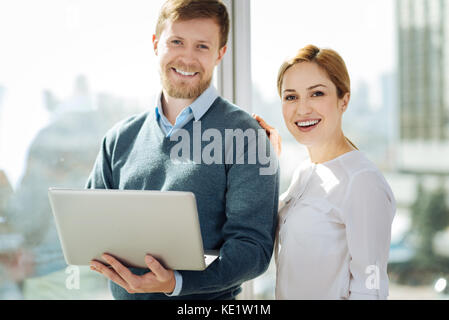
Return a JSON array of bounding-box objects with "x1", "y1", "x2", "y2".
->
[
  {"x1": 341, "y1": 170, "x2": 396, "y2": 299},
  {"x1": 85, "y1": 133, "x2": 115, "y2": 190},
  {"x1": 177, "y1": 133, "x2": 280, "y2": 296}
]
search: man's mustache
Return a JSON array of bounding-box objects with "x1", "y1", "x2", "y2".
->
[{"x1": 167, "y1": 62, "x2": 203, "y2": 74}]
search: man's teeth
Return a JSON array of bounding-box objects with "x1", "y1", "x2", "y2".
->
[
  {"x1": 296, "y1": 120, "x2": 320, "y2": 127},
  {"x1": 175, "y1": 68, "x2": 196, "y2": 76}
]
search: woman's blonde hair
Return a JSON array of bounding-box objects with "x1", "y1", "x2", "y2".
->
[{"x1": 277, "y1": 44, "x2": 357, "y2": 150}]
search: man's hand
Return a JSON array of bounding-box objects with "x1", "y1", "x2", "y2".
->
[{"x1": 90, "y1": 254, "x2": 176, "y2": 294}]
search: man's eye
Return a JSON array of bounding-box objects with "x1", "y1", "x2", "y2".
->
[
  {"x1": 198, "y1": 44, "x2": 209, "y2": 50},
  {"x1": 312, "y1": 91, "x2": 324, "y2": 97}
]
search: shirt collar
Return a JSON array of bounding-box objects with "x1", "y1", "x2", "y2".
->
[
  {"x1": 189, "y1": 85, "x2": 218, "y2": 121},
  {"x1": 154, "y1": 85, "x2": 218, "y2": 121}
]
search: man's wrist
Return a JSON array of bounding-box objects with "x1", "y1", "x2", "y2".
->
[{"x1": 165, "y1": 270, "x2": 183, "y2": 296}]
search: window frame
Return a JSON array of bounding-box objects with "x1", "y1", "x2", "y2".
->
[{"x1": 216, "y1": 0, "x2": 256, "y2": 300}]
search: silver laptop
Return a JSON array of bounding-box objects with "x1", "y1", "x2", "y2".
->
[{"x1": 48, "y1": 188, "x2": 219, "y2": 271}]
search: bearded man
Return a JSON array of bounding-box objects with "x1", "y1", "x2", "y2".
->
[{"x1": 86, "y1": 0, "x2": 279, "y2": 300}]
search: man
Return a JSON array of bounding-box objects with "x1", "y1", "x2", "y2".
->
[{"x1": 87, "y1": 0, "x2": 279, "y2": 300}]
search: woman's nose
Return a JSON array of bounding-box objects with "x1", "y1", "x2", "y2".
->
[{"x1": 296, "y1": 100, "x2": 313, "y2": 116}]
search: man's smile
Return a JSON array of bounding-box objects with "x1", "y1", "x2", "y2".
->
[{"x1": 172, "y1": 67, "x2": 199, "y2": 77}]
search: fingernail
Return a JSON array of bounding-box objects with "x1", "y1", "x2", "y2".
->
[{"x1": 146, "y1": 255, "x2": 154, "y2": 263}]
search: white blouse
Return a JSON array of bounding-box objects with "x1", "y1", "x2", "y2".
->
[{"x1": 275, "y1": 150, "x2": 396, "y2": 300}]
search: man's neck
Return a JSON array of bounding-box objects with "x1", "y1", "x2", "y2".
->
[{"x1": 161, "y1": 90, "x2": 196, "y2": 125}]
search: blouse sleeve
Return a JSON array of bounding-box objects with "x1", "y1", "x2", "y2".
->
[{"x1": 341, "y1": 170, "x2": 396, "y2": 299}]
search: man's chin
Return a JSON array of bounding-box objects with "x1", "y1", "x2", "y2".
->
[
  {"x1": 163, "y1": 81, "x2": 211, "y2": 100},
  {"x1": 166, "y1": 87, "x2": 201, "y2": 100}
]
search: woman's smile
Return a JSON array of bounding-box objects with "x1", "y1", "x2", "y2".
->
[{"x1": 294, "y1": 118, "x2": 322, "y2": 132}]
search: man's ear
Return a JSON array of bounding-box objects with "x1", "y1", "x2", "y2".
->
[
  {"x1": 152, "y1": 34, "x2": 159, "y2": 56},
  {"x1": 215, "y1": 45, "x2": 227, "y2": 66}
]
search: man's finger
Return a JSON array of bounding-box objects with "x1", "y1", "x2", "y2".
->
[
  {"x1": 145, "y1": 255, "x2": 169, "y2": 280},
  {"x1": 102, "y1": 254, "x2": 140, "y2": 288},
  {"x1": 90, "y1": 260, "x2": 131, "y2": 291}
]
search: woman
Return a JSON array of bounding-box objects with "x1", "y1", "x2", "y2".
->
[{"x1": 254, "y1": 45, "x2": 396, "y2": 299}]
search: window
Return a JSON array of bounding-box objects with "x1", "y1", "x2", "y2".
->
[
  {"x1": 249, "y1": 0, "x2": 449, "y2": 300},
  {"x1": 1, "y1": 0, "x2": 449, "y2": 301},
  {"x1": 0, "y1": 0, "x2": 166, "y2": 299}
]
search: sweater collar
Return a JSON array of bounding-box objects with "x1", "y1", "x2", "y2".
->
[{"x1": 155, "y1": 85, "x2": 219, "y2": 122}]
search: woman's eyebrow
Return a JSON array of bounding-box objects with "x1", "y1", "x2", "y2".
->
[
  {"x1": 307, "y1": 84, "x2": 327, "y2": 90},
  {"x1": 282, "y1": 89, "x2": 296, "y2": 94}
]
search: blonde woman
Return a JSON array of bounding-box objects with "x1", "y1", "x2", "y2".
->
[{"x1": 254, "y1": 45, "x2": 396, "y2": 299}]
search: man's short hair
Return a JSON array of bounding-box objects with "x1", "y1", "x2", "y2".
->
[{"x1": 156, "y1": 0, "x2": 230, "y2": 49}]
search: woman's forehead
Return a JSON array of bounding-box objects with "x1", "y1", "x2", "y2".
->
[{"x1": 283, "y1": 62, "x2": 334, "y2": 89}]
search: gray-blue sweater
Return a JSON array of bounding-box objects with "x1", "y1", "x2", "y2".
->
[{"x1": 85, "y1": 96, "x2": 279, "y2": 300}]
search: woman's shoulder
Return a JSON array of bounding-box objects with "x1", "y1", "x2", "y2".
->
[
  {"x1": 339, "y1": 151, "x2": 395, "y2": 204},
  {"x1": 336, "y1": 150, "x2": 384, "y2": 179}
]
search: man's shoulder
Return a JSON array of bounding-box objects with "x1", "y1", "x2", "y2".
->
[
  {"x1": 206, "y1": 97, "x2": 262, "y2": 131},
  {"x1": 104, "y1": 110, "x2": 151, "y2": 142}
]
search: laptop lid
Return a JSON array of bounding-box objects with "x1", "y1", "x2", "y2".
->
[{"x1": 48, "y1": 188, "x2": 218, "y2": 271}]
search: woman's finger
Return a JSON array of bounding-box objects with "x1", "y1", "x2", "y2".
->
[
  {"x1": 252, "y1": 113, "x2": 282, "y2": 156},
  {"x1": 252, "y1": 113, "x2": 274, "y2": 132}
]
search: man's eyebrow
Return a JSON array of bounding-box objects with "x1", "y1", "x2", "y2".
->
[
  {"x1": 168, "y1": 35, "x2": 185, "y2": 40},
  {"x1": 307, "y1": 84, "x2": 327, "y2": 90},
  {"x1": 167, "y1": 36, "x2": 214, "y2": 46}
]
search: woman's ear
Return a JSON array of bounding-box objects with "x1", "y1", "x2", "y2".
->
[{"x1": 340, "y1": 92, "x2": 350, "y2": 113}]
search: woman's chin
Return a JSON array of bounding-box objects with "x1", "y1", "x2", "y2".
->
[
  {"x1": 296, "y1": 139, "x2": 315, "y2": 148},
  {"x1": 289, "y1": 131, "x2": 316, "y2": 147}
]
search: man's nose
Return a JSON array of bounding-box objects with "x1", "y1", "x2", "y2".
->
[{"x1": 177, "y1": 45, "x2": 198, "y2": 65}]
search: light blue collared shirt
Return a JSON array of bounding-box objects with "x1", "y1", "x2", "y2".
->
[
  {"x1": 155, "y1": 85, "x2": 219, "y2": 138},
  {"x1": 154, "y1": 85, "x2": 218, "y2": 296}
]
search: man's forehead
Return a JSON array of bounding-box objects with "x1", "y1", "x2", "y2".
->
[{"x1": 160, "y1": 18, "x2": 220, "y2": 40}]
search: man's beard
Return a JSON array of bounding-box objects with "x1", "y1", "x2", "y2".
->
[{"x1": 160, "y1": 62, "x2": 212, "y2": 100}]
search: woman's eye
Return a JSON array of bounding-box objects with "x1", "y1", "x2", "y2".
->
[
  {"x1": 312, "y1": 91, "x2": 324, "y2": 97},
  {"x1": 172, "y1": 40, "x2": 182, "y2": 45},
  {"x1": 284, "y1": 95, "x2": 297, "y2": 101}
]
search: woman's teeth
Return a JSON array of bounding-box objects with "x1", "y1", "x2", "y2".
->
[{"x1": 296, "y1": 119, "x2": 320, "y2": 127}]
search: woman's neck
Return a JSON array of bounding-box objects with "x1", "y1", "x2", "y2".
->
[{"x1": 307, "y1": 131, "x2": 356, "y2": 164}]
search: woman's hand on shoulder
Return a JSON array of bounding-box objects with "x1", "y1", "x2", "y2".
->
[{"x1": 252, "y1": 113, "x2": 282, "y2": 157}]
